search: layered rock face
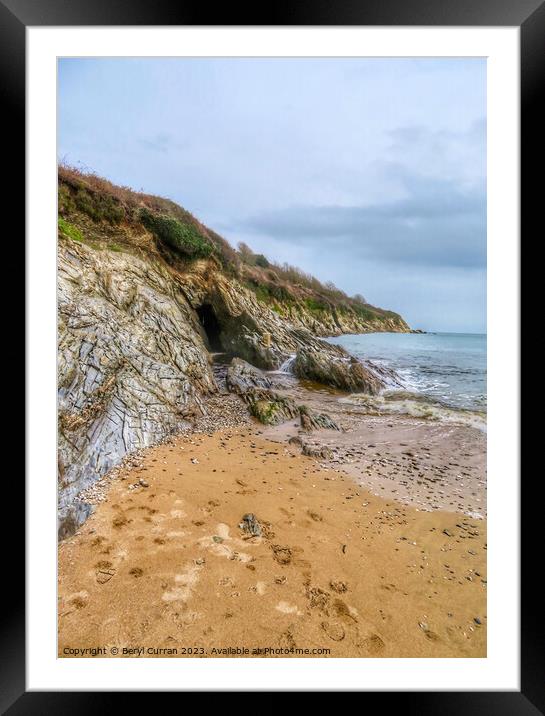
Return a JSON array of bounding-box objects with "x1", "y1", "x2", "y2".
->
[
  {"x1": 58, "y1": 241, "x2": 216, "y2": 536},
  {"x1": 58, "y1": 239, "x2": 401, "y2": 537},
  {"x1": 293, "y1": 345, "x2": 384, "y2": 394}
]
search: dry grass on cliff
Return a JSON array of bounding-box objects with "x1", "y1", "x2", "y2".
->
[{"x1": 57, "y1": 164, "x2": 406, "y2": 328}]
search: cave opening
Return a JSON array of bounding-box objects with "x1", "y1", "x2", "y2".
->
[{"x1": 196, "y1": 303, "x2": 225, "y2": 352}]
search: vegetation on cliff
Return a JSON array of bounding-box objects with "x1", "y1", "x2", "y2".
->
[{"x1": 58, "y1": 164, "x2": 409, "y2": 335}]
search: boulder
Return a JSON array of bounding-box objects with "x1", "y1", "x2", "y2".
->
[
  {"x1": 299, "y1": 405, "x2": 340, "y2": 431},
  {"x1": 294, "y1": 345, "x2": 383, "y2": 394},
  {"x1": 302, "y1": 443, "x2": 334, "y2": 460},
  {"x1": 240, "y1": 513, "x2": 262, "y2": 537},
  {"x1": 247, "y1": 390, "x2": 300, "y2": 426},
  {"x1": 58, "y1": 241, "x2": 216, "y2": 538},
  {"x1": 226, "y1": 357, "x2": 273, "y2": 394}
]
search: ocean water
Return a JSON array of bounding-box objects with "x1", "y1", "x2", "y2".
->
[{"x1": 326, "y1": 332, "x2": 487, "y2": 429}]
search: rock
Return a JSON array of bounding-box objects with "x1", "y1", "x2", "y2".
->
[
  {"x1": 302, "y1": 443, "x2": 334, "y2": 460},
  {"x1": 225, "y1": 357, "x2": 273, "y2": 394},
  {"x1": 138, "y1": 479, "x2": 149, "y2": 487},
  {"x1": 57, "y1": 213, "x2": 403, "y2": 537},
  {"x1": 242, "y1": 388, "x2": 300, "y2": 426},
  {"x1": 294, "y1": 345, "x2": 384, "y2": 394},
  {"x1": 299, "y1": 405, "x2": 340, "y2": 431},
  {"x1": 443, "y1": 529, "x2": 454, "y2": 537},
  {"x1": 57, "y1": 502, "x2": 94, "y2": 540},
  {"x1": 58, "y1": 242, "x2": 216, "y2": 534},
  {"x1": 288, "y1": 436, "x2": 303, "y2": 446},
  {"x1": 240, "y1": 513, "x2": 262, "y2": 537},
  {"x1": 300, "y1": 412, "x2": 313, "y2": 432}
]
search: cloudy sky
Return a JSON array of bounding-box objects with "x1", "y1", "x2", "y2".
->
[{"x1": 58, "y1": 58, "x2": 486, "y2": 332}]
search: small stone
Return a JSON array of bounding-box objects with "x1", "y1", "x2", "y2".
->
[{"x1": 240, "y1": 513, "x2": 262, "y2": 537}]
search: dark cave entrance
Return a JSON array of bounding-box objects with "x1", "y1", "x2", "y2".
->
[{"x1": 196, "y1": 303, "x2": 224, "y2": 352}]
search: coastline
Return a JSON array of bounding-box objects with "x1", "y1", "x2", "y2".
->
[{"x1": 59, "y1": 379, "x2": 487, "y2": 658}]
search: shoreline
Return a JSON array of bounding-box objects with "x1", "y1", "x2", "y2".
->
[{"x1": 59, "y1": 383, "x2": 487, "y2": 658}]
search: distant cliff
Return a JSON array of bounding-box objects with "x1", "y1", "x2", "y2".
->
[{"x1": 57, "y1": 167, "x2": 410, "y2": 536}]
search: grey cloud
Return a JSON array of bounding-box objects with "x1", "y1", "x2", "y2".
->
[{"x1": 235, "y1": 177, "x2": 485, "y2": 269}]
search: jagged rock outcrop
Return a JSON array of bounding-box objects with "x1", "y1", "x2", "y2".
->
[
  {"x1": 279, "y1": 302, "x2": 409, "y2": 337},
  {"x1": 57, "y1": 241, "x2": 395, "y2": 536},
  {"x1": 56, "y1": 170, "x2": 411, "y2": 539},
  {"x1": 294, "y1": 345, "x2": 384, "y2": 395},
  {"x1": 180, "y1": 266, "x2": 319, "y2": 370},
  {"x1": 58, "y1": 241, "x2": 216, "y2": 536},
  {"x1": 225, "y1": 357, "x2": 274, "y2": 394},
  {"x1": 299, "y1": 405, "x2": 340, "y2": 432},
  {"x1": 225, "y1": 359, "x2": 341, "y2": 429},
  {"x1": 248, "y1": 392, "x2": 301, "y2": 425}
]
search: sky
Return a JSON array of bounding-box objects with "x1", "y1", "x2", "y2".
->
[{"x1": 58, "y1": 58, "x2": 486, "y2": 333}]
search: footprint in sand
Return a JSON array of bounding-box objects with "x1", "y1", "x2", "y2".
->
[
  {"x1": 200, "y1": 499, "x2": 221, "y2": 516},
  {"x1": 362, "y1": 633, "x2": 385, "y2": 654},
  {"x1": 94, "y1": 560, "x2": 116, "y2": 584},
  {"x1": 162, "y1": 563, "x2": 203, "y2": 603},
  {"x1": 331, "y1": 598, "x2": 358, "y2": 623},
  {"x1": 321, "y1": 620, "x2": 345, "y2": 641},
  {"x1": 99, "y1": 616, "x2": 131, "y2": 649},
  {"x1": 249, "y1": 581, "x2": 267, "y2": 595},
  {"x1": 218, "y1": 576, "x2": 236, "y2": 587},
  {"x1": 271, "y1": 545, "x2": 292, "y2": 565},
  {"x1": 307, "y1": 510, "x2": 323, "y2": 522},
  {"x1": 61, "y1": 590, "x2": 89, "y2": 614},
  {"x1": 278, "y1": 626, "x2": 297, "y2": 649},
  {"x1": 307, "y1": 586, "x2": 330, "y2": 611}
]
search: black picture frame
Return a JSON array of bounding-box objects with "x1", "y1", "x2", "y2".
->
[{"x1": 5, "y1": 0, "x2": 538, "y2": 709}]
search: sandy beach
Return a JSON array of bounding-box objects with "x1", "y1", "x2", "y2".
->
[{"x1": 58, "y1": 384, "x2": 487, "y2": 658}]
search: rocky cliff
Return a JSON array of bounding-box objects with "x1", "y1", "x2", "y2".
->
[{"x1": 57, "y1": 168, "x2": 410, "y2": 537}]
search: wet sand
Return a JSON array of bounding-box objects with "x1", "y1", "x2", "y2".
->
[
  {"x1": 262, "y1": 377, "x2": 486, "y2": 517},
  {"x1": 59, "y1": 423, "x2": 487, "y2": 658}
]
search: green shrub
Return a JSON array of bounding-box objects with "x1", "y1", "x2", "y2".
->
[
  {"x1": 252, "y1": 284, "x2": 272, "y2": 303},
  {"x1": 305, "y1": 297, "x2": 328, "y2": 313},
  {"x1": 58, "y1": 184, "x2": 76, "y2": 215},
  {"x1": 58, "y1": 216, "x2": 84, "y2": 243},
  {"x1": 72, "y1": 187, "x2": 125, "y2": 224},
  {"x1": 352, "y1": 304, "x2": 375, "y2": 321},
  {"x1": 254, "y1": 254, "x2": 270, "y2": 268},
  {"x1": 140, "y1": 208, "x2": 214, "y2": 259}
]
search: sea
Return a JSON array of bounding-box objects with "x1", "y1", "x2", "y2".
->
[{"x1": 325, "y1": 332, "x2": 487, "y2": 431}]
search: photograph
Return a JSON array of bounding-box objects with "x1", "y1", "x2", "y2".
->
[{"x1": 56, "y1": 56, "x2": 488, "y2": 659}]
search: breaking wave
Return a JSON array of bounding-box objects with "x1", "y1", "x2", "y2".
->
[{"x1": 340, "y1": 390, "x2": 487, "y2": 432}]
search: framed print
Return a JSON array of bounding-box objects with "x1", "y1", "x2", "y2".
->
[{"x1": 5, "y1": 0, "x2": 539, "y2": 709}]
